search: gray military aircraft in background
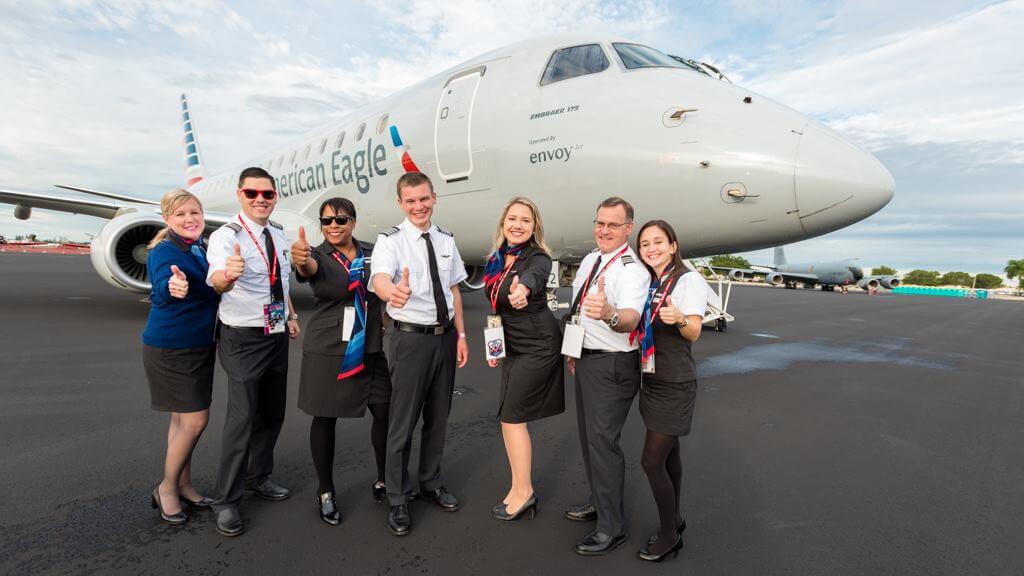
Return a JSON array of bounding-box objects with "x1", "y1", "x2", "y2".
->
[{"x1": 719, "y1": 246, "x2": 901, "y2": 292}]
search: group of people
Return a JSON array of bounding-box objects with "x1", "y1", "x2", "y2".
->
[{"x1": 142, "y1": 167, "x2": 710, "y2": 562}]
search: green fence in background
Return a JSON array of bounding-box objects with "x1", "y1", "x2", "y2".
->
[{"x1": 893, "y1": 287, "x2": 988, "y2": 299}]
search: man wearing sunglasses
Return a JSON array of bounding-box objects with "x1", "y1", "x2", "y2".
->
[{"x1": 206, "y1": 166, "x2": 299, "y2": 537}]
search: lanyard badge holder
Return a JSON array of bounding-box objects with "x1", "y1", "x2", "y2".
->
[
  {"x1": 237, "y1": 216, "x2": 286, "y2": 336},
  {"x1": 561, "y1": 313, "x2": 585, "y2": 359},
  {"x1": 484, "y1": 259, "x2": 515, "y2": 361}
]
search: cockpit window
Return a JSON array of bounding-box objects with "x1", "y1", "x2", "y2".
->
[
  {"x1": 540, "y1": 44, "x2": 609, "y2": 86},
  {"x1": 613, "y1": 43, "x2": 687, "y2": 70}
]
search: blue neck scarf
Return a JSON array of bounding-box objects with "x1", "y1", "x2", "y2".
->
[
  {"x1": 334, "y1": 243, "x2": 367, "y2": 381},
  {"x1": 484, "y1": 243, "x2": 527, "y2": 305}
]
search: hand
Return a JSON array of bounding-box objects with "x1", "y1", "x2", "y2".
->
[
  {"x1": 658, "y1": 302, "x2": 685, "y2": 326},
  {"x1": 567, "y1": 357, "x2": 576, "y2": 375},
  {"x1": 390, "y1": 267, "x2": 412, "y2": 308},
  {"x1": 168, "y1": 264, "x2": 188, "y2": 299},
  {"x1": 507, "y1": 275, "x2": 530, "y2": 310},
  {"x1": 287, "y1": 319, "x2": 300, "y2": 339},
  {"x1": 456, "y1": 336, "x2": 469, "y2": 368},
  {"x1": 583, "y1": 277, "x2": 613, "y2": 321},
  {"x1": 225, "y1": 243, "x2": 245, "y2": 281},
  {"x1": 291, "y1": 226, "x2": 311, "y2": 267},
  {"x1": 487, "y1": 358, "x2": 499, "y2": 368}
]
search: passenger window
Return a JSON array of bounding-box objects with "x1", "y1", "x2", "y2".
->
[
  {"x1": 540, "y1": 44, "x2": 609, "y2": 86},
  {"x1": 318, "y1": 138, "x2": 327, "y2": 155},
  {"x1": 356, "y1": 122, "x2": 366, "y2": 141},
  {"x1": 303, "y1": 143, "x2": 312, "y2": 160},
  {"x1": 377, "y1": 114, "x2": 389, "y2": 134},
  {"x1": 335, "y1": 131, "x2": 346, "y2": 149},
  {"x1": 289, "y1": 150, "x2": 297, "y2": 165}
]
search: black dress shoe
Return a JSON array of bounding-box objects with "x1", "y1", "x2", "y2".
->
[
  {"x1": 387, "y1": 504, "x2": 411, "y2": 536},
  {"x1": 151, "y1": 488, "x2": 187, "y2": 525},
  {"x1": 638, "y1": 534, "x2": 683, "y2": 562},
  {"x1": 575, "y1": 530, "x2": 628, "y2": 556},
  {"x1": 318, "y1": 492, "x2": 341, "y2": 526},
  {"x1": 182, "y1": 495, "x2": 215, "y2": 511},
  {"x1": 216, "y1": 507, "x2": 244, "y2": 537},
  {"x1": 422, "y1": 486, "x2": 460, "y2": 512},
  {"x1": 564, "y1": 502, "x2": 597, "y2": 522},
  {"x1": 245, "y1": 478, "x2": 291, "y2": 501},
  {"x1": 492, "y1": 494, "x2": 537, "y2": 521},
  {"x1": 646, "y1": 518, "x2": 687, "y2": 546},
  {"x1": 372, "y1": 481, "x2": 386, "y2": 503}
]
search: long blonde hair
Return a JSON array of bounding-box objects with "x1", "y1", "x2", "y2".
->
[
  {"x1": 148, "y1": 189, "x2": 204, "y2": 248},
  {"x1": 489, "y1": 197, "x2": 551, "y2": 256}
]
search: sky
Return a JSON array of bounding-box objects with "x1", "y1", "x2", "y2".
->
[{"x1": 0, "y1": 0, "x2": 1020, "y2": 278}]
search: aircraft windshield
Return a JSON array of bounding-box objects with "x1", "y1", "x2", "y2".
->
[
  {"x1": 613, "y1": 43, "x2": 687, "y2": 70},
  {"x1": 540, "y1": 44, "x2": 610, "y2": 86}
]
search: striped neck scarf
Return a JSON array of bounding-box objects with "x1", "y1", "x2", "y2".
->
[
  {"x1": 633, "y1": 266, "x2": 679, "y2": 365},
  {"x1": 333, "y1": 243, "x2": 367, "y2": 381},
  {"x1": 484, "y1": 243, "x2": 527, "y2": 303}
]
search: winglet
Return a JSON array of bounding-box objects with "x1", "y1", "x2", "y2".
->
[{"x1": 181, "y1": 94, "x2": 206, "y2": 187}]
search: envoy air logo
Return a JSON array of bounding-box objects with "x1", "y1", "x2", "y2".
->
[{"x1": 274, "y1": 125, "x2": 421, "y2": 198}]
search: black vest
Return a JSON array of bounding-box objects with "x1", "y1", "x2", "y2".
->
[{"x1": 651, "y1": 271, "x2": 697, "y2": 382}]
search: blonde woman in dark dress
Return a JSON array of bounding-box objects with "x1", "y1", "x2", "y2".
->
[{"x1": 484, "y1": 197, "x2": 565, "y2": 521}]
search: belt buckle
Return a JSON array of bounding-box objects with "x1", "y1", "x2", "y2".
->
[{"x1": 432, "y1": 326, "x2": 444, "y2": 335}]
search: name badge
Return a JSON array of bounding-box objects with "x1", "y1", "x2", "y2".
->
[
  {"x1": 342, "y1": 306, "x2": 355, "y2": 342},
  {"x1": 561, "y1": 314, "x2": 585, "y2": 358},
  {"x1": 642, "y1": 355, "x2": 656, "y2": 374},
  {"x1": 484, "y1": 326, "x2": 506, "y2": 360},
  {"x1": 264, "y1": 300, "x2": 286, "y2": 335}
]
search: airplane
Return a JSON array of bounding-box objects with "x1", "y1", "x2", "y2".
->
[
  {"x1": 0, "y1": 34, "x2": 895, "y2": 295},
  {"x1": 718, "y1": 246, "x2": 901, "y2": 291}
]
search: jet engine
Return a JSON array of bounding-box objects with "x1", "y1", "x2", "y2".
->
[
  {"x1": 879, "y1": 277, "x2": 900, "y2": 289},
  {"x1": 728, "y1": 269, "x2": 746, "y2": 281},
  {"x1": 767, "y1": 272, "x2": 785, "y2": 286},
  {"x1": 461, "y1": 265, "x2": 486, "y2": 292},
  {"x1": 857, "y1": 278, "x2": 880, "y2": 290},
  {"x1": 90, "y1": 211, "x2": 165, "y2": 293}
]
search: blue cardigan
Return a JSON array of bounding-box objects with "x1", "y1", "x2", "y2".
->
[{"x1": 142, "y1": 234, "x2": 220, "y2": 349}]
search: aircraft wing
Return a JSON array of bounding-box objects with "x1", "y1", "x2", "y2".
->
[{"x1": 775, "y1": 272, "x2": 819, "y2": 283}]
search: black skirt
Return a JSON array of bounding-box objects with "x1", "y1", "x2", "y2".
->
[
  {"x1": 143, "y1": 344, "x2": 215, "y2": 413},
  {"x1": 497, "y1": 313, "x2": 565, "y2": 423},
  {"x1": 639, "y1": 377, "x2": 697, "y2": 436},
  {"x1": 298, "y1": 351, "x2": 391, "y2": 418}
]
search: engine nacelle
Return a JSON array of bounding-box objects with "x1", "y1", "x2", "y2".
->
[
  {"x1": 879, "y1": 277, "x2": 900, "y2": 289},
  {"x1": 460, "y1": 265, "x2": 485, "y2": 292},
  {"x1": 857, "y1": 278, "x2": 880, "y2": 290},
  {"x1": 14, "y1": 205, "x2": 31, "y2": 220},
  {"x1": 90, "y1": 211, "x2": 165, "y2": 293},
  {"x1": 728, "y1": 269, "x2": 745, "y2": 281},
  {"x1": 767, "y1": 272, "x2": 785, "y2": 286}
]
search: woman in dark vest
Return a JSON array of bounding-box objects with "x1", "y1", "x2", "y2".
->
[
  {"x1": 484, "y1": 197, "x2": 564, "y2": 521},
  {"x1": 142, "y1": 189, "x2": 220, "y2": 524},
  {"x1": 633, "y1": 220, "x2": 710, "y2": 562},
  {"x1": 291, "y1": 197, "x2": 391, "y2": 525}
]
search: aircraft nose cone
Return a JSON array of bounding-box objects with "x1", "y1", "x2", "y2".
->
[{"x1": 795, "y1": 123, "x2": 895, "y2": 237}]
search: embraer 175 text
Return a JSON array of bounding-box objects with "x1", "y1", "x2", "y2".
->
[{"x1": 0, "y1": 35, "x2": 895, "y2": 293}]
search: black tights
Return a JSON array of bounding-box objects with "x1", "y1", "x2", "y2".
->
[
  {"x1": 640, "y1": 429, "x2": 683, "y2": 554},
  {"x1": 310, "y1": 402, "x2": 389, "y2": 494}
]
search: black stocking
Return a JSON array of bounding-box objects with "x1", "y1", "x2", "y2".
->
[
  {"x1": 310, "y1": 416, "x2": 337, "y2": 495},
  {"x1": 641, "y1": 429, "x2": 681, "y2": 555},
  {"x1": 368, "y1": 402, "x2": 389, "y2": 483}
]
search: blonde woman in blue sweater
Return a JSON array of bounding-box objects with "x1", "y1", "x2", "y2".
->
[{"x1": 142, "y1": 189, "x2": 220, "y2": 525}]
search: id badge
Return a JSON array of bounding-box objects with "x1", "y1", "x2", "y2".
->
[
  {"x1": 561, "y1": 315, "x2": 585, "y2": 358},
  {"x1": 642, "y1": 354, "x2": 656, "y2": 374},
  {"x1": 486, "y1": 314, "x2": 502, "y2": 329},
  {"x1": 264, "y1": 300, "x2": 286, "y2": 335},
  {"x1": 342, "y1": 306, "x2": 355, "y2": 342},
  {"x1": 484, "y1": 326, "x2": 506, "y2": 360}
]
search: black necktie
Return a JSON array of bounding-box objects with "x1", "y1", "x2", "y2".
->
[
  {"x1": 570, "y1": 255, "x2": 603, "y2": 316},
  {"x1": 422, "y1": 232, "x2": 449, "y2": 326},
  {"x1": 263, "y1": 228, "x2": 283, "y2": 301}
]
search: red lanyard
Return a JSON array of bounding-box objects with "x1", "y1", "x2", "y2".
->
[
  {"x1": 489, "y1": 254, "x2": 520, "y2": 312},
  {"x1": 650, "y1": 270, "x2": 679, "y2": 318},
  {"x1": 237, "y1": 215, "x2": 278, "y2": 289},
  {"x1": 578, "y1": 245, "x2": 629, "y2": 302},
  {"x1": 330, "y1": 250, "x2": 351, "y2": 273}
]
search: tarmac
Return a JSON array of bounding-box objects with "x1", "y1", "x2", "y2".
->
[{"x1": 1, "y1": 252, "x2": 1022, "y2": 575}]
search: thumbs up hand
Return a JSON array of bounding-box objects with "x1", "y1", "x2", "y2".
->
[
  {"x1": 168, "y1": 264, "x2": 189, "y2": 299},
  {"x1": 658, "y1": 299, "x2": 684, "y2": 326},
  {"x1": 390, "y1": 267, "x2": 412, "y2": 308},
  {"x1": 583, "y1": 276, "x2": 611, "y2": 320},
  {"x1": 225, "y1": 242, "x2": 245, "y2": 280},
  {"x1": 291, "y1": 226, "x2": 311, "y2": 267},
  {"x1": 507, "y1": 274, "x2": 531, "y2": 310}
]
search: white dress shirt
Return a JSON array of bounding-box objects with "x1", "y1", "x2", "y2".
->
[
  {"x1": 570, "y1": 243, "x2": 650, "y2": 352},
  {"x1": 369, "y1": 218, "x2": 468, "y2": 326},
  {"x1": 206, "y1": 212, "x2": 292, "y2": 327},
  {"x1": 672, "y1": 272, "x2": 711, "y2": 318}
]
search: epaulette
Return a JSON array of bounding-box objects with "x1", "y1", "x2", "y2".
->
[
  {"x1": 379, "y1": 226, "x2": 400, "y2": 237},
  {"x1": 434, "y1": 225, "x2": 454, "y2": 237},
  {"x1": 268, "y1": 220, "x2": 283, "y2": 230},
  {"x1": 222, "y1": 222, "x2": 242, "y2": 232},
  {"x1": 621, "y1": 254, "x2": 637, "y2": 265}
]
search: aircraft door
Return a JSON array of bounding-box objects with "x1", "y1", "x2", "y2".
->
[{"x1": 434, "y1": 66, "x2": 484, "y2": 182}]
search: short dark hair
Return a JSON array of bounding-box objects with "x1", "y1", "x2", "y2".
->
[
  {"x1": 636, "y1": 219, "x2": 686, "y2": 279},
  {"x1": 238, "y1": 166, "x2": 276, "y2": 189},
  {"x1": 319, "y1": 197, "x2": 356, "y2": 220},
  {"x1": 396, "y1": 171, "x2": 433, "y2": 198},
  {"x1": 597, "y1": 196, "x2": 634, "y2": 222}
]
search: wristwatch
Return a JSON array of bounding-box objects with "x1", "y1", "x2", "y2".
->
[
  {"x1": 287, "y1": 313, "x2": 299, "y2": 321},
  {"x1": 605, "y1": 310, "x2": 620, "y2": 328},
  {"x1": 678, "y1": 317, "x2": 688, "y2": 328}
]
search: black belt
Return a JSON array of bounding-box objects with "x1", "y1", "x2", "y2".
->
[
  {"x1": 581, "y1": 348, "x2": 635, "y2": 355},
  {"x1": 221, "y1": 324, "x2": 265, "y2": 333},
  {"x1": 393, "y1": 320, "x2": 454, "y2": 335}
]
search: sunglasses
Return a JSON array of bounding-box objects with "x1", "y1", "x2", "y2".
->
[
  {"x1": 320, "y1": 216, "x2": 353, "y2": 226},
  {"x1": 241, "y1": 188, "x2": 277, "y2": 200}
]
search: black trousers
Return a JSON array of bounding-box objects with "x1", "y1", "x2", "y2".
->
[
  {"x1": 212, "y1": 326, "x2": 289, "y2": 511},
  {"x1": 385, "y1": 329, "x2": 457, "y2": 505},
  {"x1": 575, "y1": 350, "x2": 640, "y2": 537}
]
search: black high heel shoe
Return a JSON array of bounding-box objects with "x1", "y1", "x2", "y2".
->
[
  {"x1": 182, "y1": 495, "x2": 215, "y2": 510},
  {"x1": 637, "y1": 534, "x2": 683, "y2": 562},
  {"x1": 372, "y1": 481, "x2": 386, "y2": 503},
  {"x1": 646, "y1": 518, "x2": 686, "y2": 546},
  {"x1": 151, "y1": 488, "x2": 187, "y2": 525},
  {"x1": 318, "y1": 492, "x2": 341, "y2": 525},
  {"x1": 492, "y1": 494, "x2": 537, "y2": 521}
]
